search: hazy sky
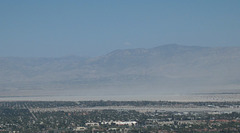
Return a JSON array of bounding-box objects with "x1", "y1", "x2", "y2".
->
[{"x1": 1, "y1": 0, "x2": 240, "y2": 57}]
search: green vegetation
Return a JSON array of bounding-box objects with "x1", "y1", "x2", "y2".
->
[{"x1": 0, "y1": 101, "x2": 240, "y2": 132}]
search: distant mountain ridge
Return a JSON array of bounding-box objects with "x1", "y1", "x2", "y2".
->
[{"x1": 1, "y1": 44, "x2": 240, "y2": 96}]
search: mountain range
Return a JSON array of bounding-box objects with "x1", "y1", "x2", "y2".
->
[{"x1": 1, "y1": 44, "x2": 240, "y2": 97}]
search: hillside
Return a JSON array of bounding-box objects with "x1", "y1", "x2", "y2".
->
[{"x1": 1, "y1": 44, "x2": 240, "y2": 96}]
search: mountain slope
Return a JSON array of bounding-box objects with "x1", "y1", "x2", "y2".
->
[{"x1": 1, "y1": 44, "x2": 240, "y2": 96}]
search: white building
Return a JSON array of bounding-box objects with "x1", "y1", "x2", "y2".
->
[
  {"x1": 73, "y1": 127, "x2": 87, "y2": 131},
  {"x1": 114, "y1": 121, "x2": 137, "y2": 126},
  {"x1": 85, "y1": 122, "x2": 99, "y2": 126}
]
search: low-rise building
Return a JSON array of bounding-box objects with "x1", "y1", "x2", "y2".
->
[
  {"x1": 73, "y1": 127, "x2": 87, "y2": 131},
  {"x1": 85, "y1": 122, "x2": 99, "y2": 127}
]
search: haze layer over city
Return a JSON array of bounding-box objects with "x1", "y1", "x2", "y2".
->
[
  {"x1": 1, "y1": 0, "x2": 240, "y2": 101},
  {"x1": 2, "y1": 1, "x2": 240, "y2": 133}
]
